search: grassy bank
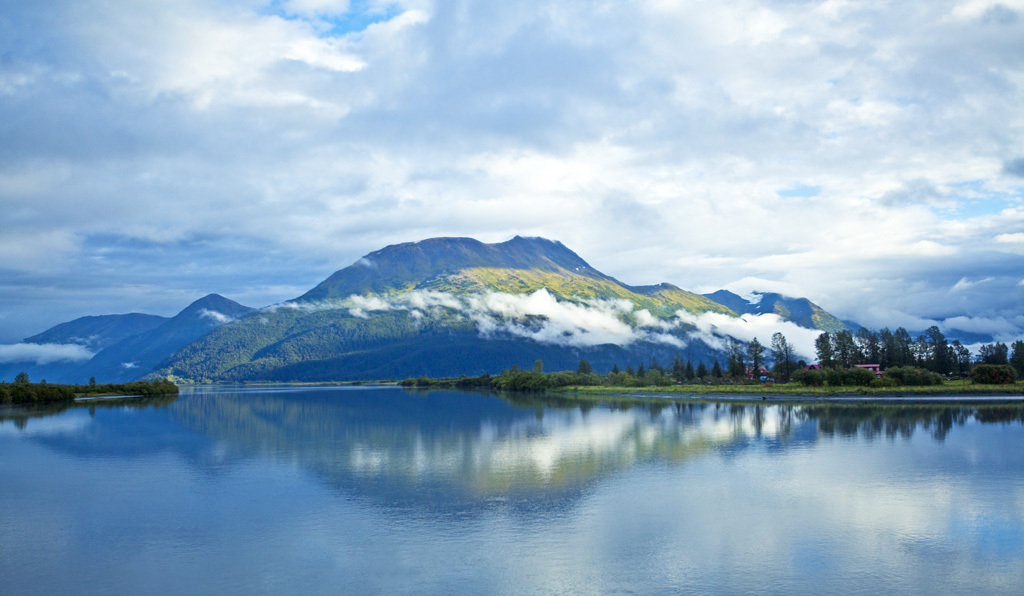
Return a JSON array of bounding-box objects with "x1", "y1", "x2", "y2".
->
[{"x1": 555, "y1": 381, "x2": 1024, "y2": 400}]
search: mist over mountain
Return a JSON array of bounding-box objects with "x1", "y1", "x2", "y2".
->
[
  {"x1": 3, "y1": 236, "x2": 866, "y2": 384},
  {"x1": 702, "y1": 290, "x2": 847, "y2": 333}
]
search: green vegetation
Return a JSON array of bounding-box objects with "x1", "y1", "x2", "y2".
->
[
  {"x1": 0, "y1": 373, "x2": 178, "y2": 405},
  {"x1": 558, "y1": 381, "x2": 1024, "y2": 400},
  {"x1": 396, "y1": 361, "x2": 1024, "y2": 401},
  {"x1": 971, "y1": 364, "x2": 1018, "y2": 385}
]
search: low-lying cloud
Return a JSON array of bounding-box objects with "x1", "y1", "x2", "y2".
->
[
  {"x1": 675, "y1": 312, "x2": 822, "y2": 360},
  {"x1": 0, "y1": 343, "x2": 94, "y2": 365},
  {"x1": 198, "y1": 309, "x2": 236, "y2": 325},
  {"x1": 341, "y1": 289, "x2": 822, "y2": 356}
]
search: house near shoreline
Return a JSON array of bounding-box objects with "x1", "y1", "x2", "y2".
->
[{"x1": 745, "y1": 366, "x2": 771, "y2": 380}]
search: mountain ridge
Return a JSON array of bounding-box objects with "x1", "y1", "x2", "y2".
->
[{"x1": 4, "y1": 237, "x2": 858, "y2": 383}]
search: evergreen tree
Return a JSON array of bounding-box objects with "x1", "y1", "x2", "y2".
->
[
  {"x1": 747, "y1": 337, "x2": 765, "y2": 377},
  {"x1": 1009, "y1": 340, "x2": 1024, "y2": 378},
  {"x1": 671, "y1": 355, "x2": 683, "y2": 381},
  {"x1": 951, "y1": 340, "x2": 971, "y2": 378},
  {"x1": 711, "y1": 360, "x2": 723, "y2": 378},
  {"x1": 685, "y1": 360, "x2": 695, "y2": 380},
  {"x1": 833, "y1": 330, "x2": 857, "y2": 368},
  {"x1": 979, "y1": 342, "x2": 1009, "y2": 365},
  {"x1": 855, "y1": 328, "x2": 880, "y2": 364},
  {"x1": 771, "y1": 332, "x2": 793, "y2": 381},
  {"x1": 893, "y1": 327, "x2": 914, "y2": 367},
  {"x1": 727, "y1": 339, "x2": 745, "y2": 377},
  {"x1": 577, "y1": 359, "x2": 593, "y2": 375},
  {"x1": 815, "y1": 333, "x2": 834, "y2": 367},
  {"x1": 696, "y1": 362, "x2": 708, "y2": 379},
  {"x1": 925, "y1": 326, "x2": 950, "y2": 374}
]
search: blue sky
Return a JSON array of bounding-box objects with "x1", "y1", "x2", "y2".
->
[{"x1": 1, "y1": 0, "x2": 1023, "y2": 348}]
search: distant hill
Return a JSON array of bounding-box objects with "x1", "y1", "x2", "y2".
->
[
  {"x1": 24, "y1": 313, "x2": 169, "y2": 352},
  {"x1": 82, "y1": 294, "x2": 254, "y2": 382}
]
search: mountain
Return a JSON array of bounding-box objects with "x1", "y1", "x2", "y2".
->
[
  {"x1": 702, "y1": 290, "x2": 850, "y2": 332},
  {"x1": 0, "y1": 313, "x2": 172, "y2": 384},
  {"x1": 6, "y1": 236, "x2": 857, "y2": 384},
  {"x1": 79, "y1": 294, "x2": 254, "y2": 382},
  {"x1": 24, "y1": 313, "x2": 169, "y2": 352},
  {"x1": 301, "y1": 236, "x2": 733, "y2": 317},
  {"x1": 154, "y1": 237, "x2": 843, "y2": 382}
]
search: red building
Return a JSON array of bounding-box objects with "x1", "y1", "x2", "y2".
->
[
  {"x1": 854, "y1": 364, "x2": 882, "y2": 378},
  {"x1": 745, "y1": 366, "x2": 771, "y2": 380}
]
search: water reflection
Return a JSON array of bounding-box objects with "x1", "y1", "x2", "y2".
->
[
  {"x1": 87, "y1": 387, "x2": 1019, "y2": 506},
  {"x1": 2, "y1": 386, "x2": 1023, "y2": 595},
  {"x1": 5, "y1": 389, "x2": 1022, "y2": 503}
]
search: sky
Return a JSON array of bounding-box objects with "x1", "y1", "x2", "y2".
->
[{"x1": 1, "y1": 0, "x2": 1023, "y2": 346}]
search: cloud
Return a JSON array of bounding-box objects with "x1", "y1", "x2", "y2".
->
[
  {"x1": 198, "y1": 309, "x2": 235, "y2": 324},
  {"x1": 1, "y1": 0, "x2": 1023, "y2": 346},
  {"x1": 950, "y1": 277, "x2": 994, "y2": 292},
  {"x1": 1004, "y1": 158, "x2": 1024, "y2": 178},
  {"x1": 995, "y1": 233, "x2": 1024, "y2": 243},
  {"x1": 0, "y1": 343, "x2": 94, "y2": 365},
  {"x1": 941, "y1": 315, "x2": 1024, "y2": 339},
  {"x1": 674, "y1": 312, "x2": 823, "y2": 360},
  {"x1": 338, "y1": 289, "x2": 825, "y2": 353},
  {"x1": 282, "y1": 0, "x2": 352, "y2": 18}
]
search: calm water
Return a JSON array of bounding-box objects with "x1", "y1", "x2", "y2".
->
[{"x1": 2, "y1": 386, "x2": 1023, "y2": 595}]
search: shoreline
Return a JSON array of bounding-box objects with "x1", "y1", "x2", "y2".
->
[
  {"x1": 550, "y1": 382, "x2": 1024, "y2": 405},
  {"x1": 556, "y1": 391, "x2": 1024, "y2": 405}
]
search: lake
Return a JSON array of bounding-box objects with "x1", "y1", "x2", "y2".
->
[{"x1": 2, "y1": 385, "x2": 1023, "y2": 595}]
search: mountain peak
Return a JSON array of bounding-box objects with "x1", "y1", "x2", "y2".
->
[
  {"x1": 177, "y1": 294, "x2": 253, "y2": 319},
  {"x1": 298, "y1": 236, "x2": 603, "y2": 302}
]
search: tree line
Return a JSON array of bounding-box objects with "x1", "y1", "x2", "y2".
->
[
  {"x1": 1, "y1": 373, "x2": 179, "y2": 405},
  {"x1": 401, "y1": 326, "x2": 1024, "y2": 392},
  {"x1": 812, "y1": 326, "x2": 1024, "y2": 379}
]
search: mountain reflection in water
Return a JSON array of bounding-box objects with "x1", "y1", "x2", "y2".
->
[
  {"x1": 3, "y1": 385, "x2": 1023, "y2": 595},
  {"x1": 146, "y1": 386, "x2": 1021, "y2": 507}
]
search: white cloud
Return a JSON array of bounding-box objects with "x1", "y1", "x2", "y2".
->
[
  {"x1": 1, "y1": 0, "x2": 1023, "y2": 344},
  {"x1": 995, "y1": 233, "x2": 1024, "y2": 243},
  {"x1": 942, "y1": 315, "x2": 1024, "y2": 339},
  {"x1": 674, "y1": 312, "x2": 823, "y2": 360},
  {"x1": 337, "y1": 289, "x2": 829, "y2": 354},
  {"x1": 950, "y1": 277, "x2": 994, "y2": 292},
  {"x1": 198, "y1": 309, "x2": 234, "y2": 324},
  {"x1": 0, "y1": 343, "x2": 94, "y2": 365}
]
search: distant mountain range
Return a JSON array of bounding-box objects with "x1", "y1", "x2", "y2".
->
[{"x1": 4, "y1": 236, "x2": 858, "y2": 384}]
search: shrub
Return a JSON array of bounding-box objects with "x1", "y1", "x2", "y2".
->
[
  {"x1": 970, "y1": 364, "x2": 1017, "y2": 385},
  {"x1": 795, "y1": 367, "x2": 874, "y2": 387},
  {"x1": 793, "y1": 369, "x2": 823, "y2": 386},
  {"x1": 883, "y1": 366, "x2": 943, "y2": 386}
]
